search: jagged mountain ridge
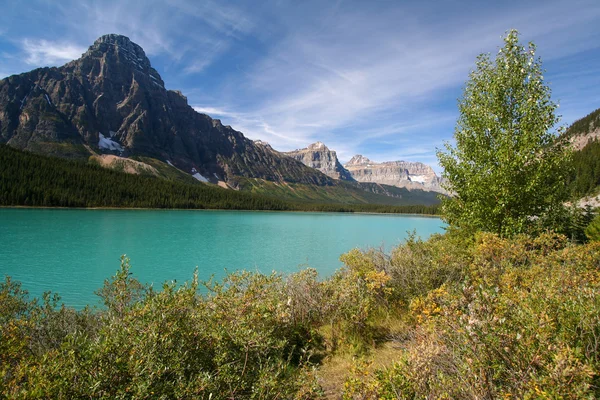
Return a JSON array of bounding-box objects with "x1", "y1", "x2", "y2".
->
[
  {"x1": 282, "y1": 140, "x2": 446, "y2": 194},
  {"x1": 344, "y1": 154, "x2": 446, "y2": 193},
  {"x1": 284, "y1": 141, "x2": 354, "y2": 180},
  {"x1": 0, "y1": 34, "x2": 332, "y2": 186}
]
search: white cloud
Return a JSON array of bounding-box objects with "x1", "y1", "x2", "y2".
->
[
  {"x1": 5, "y1": 0, "x2": 259, "y2": 78},
  {"x1": 192, "y1": 105, "x2": 309, "y2": 149},
  {"x1": 2, "y1": 0, "x2": 599, "y2": 171},
  {"x1": 203, "y1": 0, "x2": 600, "y2": 166},
  {"x1": 22, "y1": 39, "x2": 85, "y2": 66}
]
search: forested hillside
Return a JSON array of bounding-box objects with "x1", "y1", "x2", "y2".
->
[
  {"x1": 567, "y1": 139, "x2": 600, "y2": 198},
  {"x1": 564, "y1": 107, "x2": 600, "y2": 138},
  {"x1": 564, "y1": 107, "x2": 600, "y2": 198},
  {"x1": 0, "y1": 145, "x2": 438, "y2": 214}
]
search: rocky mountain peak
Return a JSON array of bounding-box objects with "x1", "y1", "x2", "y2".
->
[
  {"x1": 284, "y1": 142, "x2": 353, "y2": 181},
  {"x1": 344, "y1": 155, "x2": 446, "y2": 194},
  {"x1": 346, "y1": 154, "x2": 373, "y2": 166},
  {"x1": 0, "y1": 34, "x2": 335, "y2": 188},
  {"x1": 79, "y1": 34, "x2": 163, "y2": 87},
  {"x1": 307, "y1": 141, "x2": 329, "y2": 151},
  {"x1": 87, "y1": 34, "x2": 147, "y2": 62},
  {"x1": 253, "y1": 140, "x2": 273, "y2": 150}
]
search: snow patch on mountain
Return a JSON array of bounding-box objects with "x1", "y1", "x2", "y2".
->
[
  {"x1": 98, "y1": 133, "x2": 124, "y2": 152},
  {"x1": 192, "y1": 173, "x2": 208, "y2": 183}
]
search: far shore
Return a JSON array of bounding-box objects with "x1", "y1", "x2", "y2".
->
[{"x1": 0, "y1": 205, "x2": 441, "y2": 217}]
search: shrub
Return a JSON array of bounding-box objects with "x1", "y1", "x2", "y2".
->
[
  {"x1": 387, "y1": 231, "x2": 472, "y2": 304},
  {"x1": 0, "y1": 260, "x2": 325, "y2": 399},
  {"x1": 321, "y1": 249, "x2": 393, "y2": 351},
  {"x1": 585, "y1": 213, "x2": 600, "y2": 242},
  {"x1": 344, "y1": 233, "x2": 600, "y2": 399}
]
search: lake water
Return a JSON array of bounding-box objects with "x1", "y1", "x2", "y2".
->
[{"x1": 0, "y1": 209, "x2": 444, "y2": 308}]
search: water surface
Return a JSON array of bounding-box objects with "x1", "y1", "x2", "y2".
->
[{"x1": 0, "y1": 209, "x2": 444, "y2": 307}]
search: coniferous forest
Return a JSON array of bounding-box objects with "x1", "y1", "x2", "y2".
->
[
  {"x1": 0, "y1": 145, "x2": 439, "y2": 215},
  {"x1": 567, "y1": 139, "x2": 600, "y2": 198}
]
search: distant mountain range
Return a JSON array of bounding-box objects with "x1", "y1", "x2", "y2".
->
[
  {"x1": 283, "y1": 142, "x2": 353, "y2": 181},
  {"x1": 285, "y1": 142, "x2": 447, "y2": 194},
  {"x1": 0, "y1": 34, "x2": 444, "y2": 206}
]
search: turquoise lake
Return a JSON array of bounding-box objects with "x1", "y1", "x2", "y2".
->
[{"x1": 0, "y1": 209, "x2": 444, "y2": 308}]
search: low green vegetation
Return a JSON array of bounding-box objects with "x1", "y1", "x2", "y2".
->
[
  {"x1": 231, "y1": 176, "x2": 441, "y2": 207},
  {"x1": 0, "y1": 145, "x2": 439, "y2": 215},
  {"x1": 2, "y1": 231, "x2": 599, "y2": 398},
  {"x1": 342, "y1": 232, "x2": 600, "y2": 399}
]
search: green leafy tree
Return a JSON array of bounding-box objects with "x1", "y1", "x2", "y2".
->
[
  {"x1": 437, "y1": 30, "x2": 572, "y2": 237},
  {"x1": 585, "y1": 213, "x2": 600, "y2": 241}
]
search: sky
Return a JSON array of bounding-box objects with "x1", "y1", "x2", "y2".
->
[{"x1": 1, "y1": 0, "x2": 599, "y2": 172}]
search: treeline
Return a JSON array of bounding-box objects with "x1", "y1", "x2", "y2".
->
[
  {"x1": 0, "y1": 145, "x2": 439, "y2": 215},
  {"x1": 563, "y1": 106, "x2": 600, "y2": 138},
  {"x1": 286, "y1": 202, "x2": 439, "y2": 214}
]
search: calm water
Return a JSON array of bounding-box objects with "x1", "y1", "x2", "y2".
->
[{"x1": 0, "y1": 209, "x2": 444, "y2": 308}]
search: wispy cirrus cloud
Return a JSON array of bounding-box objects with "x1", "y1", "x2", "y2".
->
[
  {"x1": 1, "y1": 0, "x2": 599, "y2": 172},
  {"x1": 22, "y1": 39, "x2": 86, "y2": 66},
  {"x1": 194, "y1": 0, "x2": 600, "y2": 171},
  {"x1": 1, "y1": 0, "x2": 259, "y2": 78}
]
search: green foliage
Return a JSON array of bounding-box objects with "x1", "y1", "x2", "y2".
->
[
  {"x1": 1, "y1": 264, "x2": 325, "y2": 398},
  {"x1": 585, "y1": 213, "x2": 600, "y2": 241},
  {"x1": 324, "y1": 249, "x2": 393, "y2": 350},
  {"x1": 232, "y1": 176, "x2": 443, "y2": 207},
  {"x1": 343, "y1": 233, "x2": 600, "y2": 399},
  {"x1": 567, "y1": 139, "x2": 600, "y2": 198},
  {"x1": 95, "y1": 256, "x2": 148, "y2": 316},
  {"x1": 0, "y1": 144, "x2": 439, "y2": 214},
  {"x1": 437, "y1": 30, "x2": 572, "y2": 237},
  {"x1": 387, "y1": 231, "x2": 472, "y2": 304}
]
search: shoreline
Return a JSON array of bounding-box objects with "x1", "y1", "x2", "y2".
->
[{"x1": 0, "y1": 205, "x2": 441, "y2": 217}]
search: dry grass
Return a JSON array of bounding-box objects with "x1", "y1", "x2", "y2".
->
[
  {"x1": 317, "y1": 314, "x2": 409, "y2": 399},
  {"x1": 91, "y1": 154, "x2": 159, "y2": 175}
]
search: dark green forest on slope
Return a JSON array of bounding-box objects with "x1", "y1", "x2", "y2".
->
[
  {"x1": 0, "y1": 145, "x2": 439, "y2": 215},
  {"x1": 566, "y1": 139, "x2": 600, "y2": 198},
  {"x1": 564, "y1": 107, "x2": 600, "y2": 198}
]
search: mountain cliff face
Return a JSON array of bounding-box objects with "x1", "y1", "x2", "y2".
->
[
  {"x1": 283, "y1": 140, "x2": 446, "y2": 194},
  {"x1": 0, "y1": 34, "x2": 331, "y2": 186},
  {"x1": 344, "y1": 155, "x2": 446, "y2": 193},
  {"x1": 284, "y1": 142, "x2": 353, "y2": 180}
]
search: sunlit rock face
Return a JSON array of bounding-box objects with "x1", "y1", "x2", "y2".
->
[
  {"x1": 284, "y1": 142, "x2": 354, "y2": 180},
  {"x1": 345, "y1": 155, "x2": 447, "y2": 194}
]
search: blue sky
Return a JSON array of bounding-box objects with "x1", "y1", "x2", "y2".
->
[{"x1": 1, "y1": 0, "x2": 599, "y2": 172}]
